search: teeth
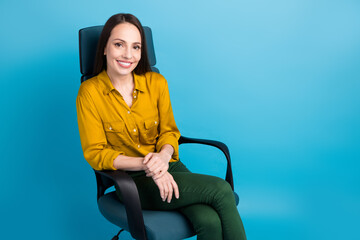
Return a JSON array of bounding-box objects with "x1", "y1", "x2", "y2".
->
[{"x1": 117, "y1": 61, "x2": 131, "y2": 66}]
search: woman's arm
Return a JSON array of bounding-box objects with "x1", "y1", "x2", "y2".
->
[
  {"x1": 113, "y1": 155, "x2": 146, "y2": 171},
  {"x1": 155, "y1": 76, "x2": 181, "y2": 161}
]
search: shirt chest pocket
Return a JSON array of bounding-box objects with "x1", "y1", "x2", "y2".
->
[
  {"x1": 139, "y1": 118, "x2": 159, "y2": 145},
  {"x1": 103, "y1": 121, "x2": 127, "y2": 146}
]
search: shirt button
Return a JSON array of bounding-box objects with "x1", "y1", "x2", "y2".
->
[
  {"x1": 137, "y1": 144, "x2": 141, "y2": 148},
  {"x1": 133, "y1": 128, "x2": 137, "y2": 132},
  {"x1": 134, "y1": 95, "x2": 137, "y2": 99},
  {"x1": 154, "y1": 121, "x2": 157, "y2": 124},
  {"x1": 134, "y1": 90, "x2": 137, "y2": 93},
  {"x1": 127, "y1": 111, "x2": 131, "y2": 114},
  {"x1": 109, "y1": 127, "x2": 112, "y2": 130}
]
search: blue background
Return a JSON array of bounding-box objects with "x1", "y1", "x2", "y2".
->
[{"x1": 1, "y1": 0, "x2": 359, "y2": 239}]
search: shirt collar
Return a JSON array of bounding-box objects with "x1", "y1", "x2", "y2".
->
[
  {"x1": 99, "y1": 70, "x2": 146, "y2": 95},
  {"x1": 134, "y1": 73, "x2": 146, "y2": 93}
]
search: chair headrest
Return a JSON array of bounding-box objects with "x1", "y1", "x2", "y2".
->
[{"x1": 79, "y1": 25, "x2": 157, "y2": 82}]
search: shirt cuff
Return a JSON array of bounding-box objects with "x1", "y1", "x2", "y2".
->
[
  {"x1": 85, "y1": 148, "x2": 123, "y2": 171},
  {"x1": 156, "y1": 134, "x2": 179, "y2": 162}
]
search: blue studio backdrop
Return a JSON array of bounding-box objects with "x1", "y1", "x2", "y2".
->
[{"x1": 0, "y1": 0, "x2": 359, "y2": 239}]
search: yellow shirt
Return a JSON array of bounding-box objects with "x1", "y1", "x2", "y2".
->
[{"x1": 76, "y1": 70, "x2": 180, "y2": 170}]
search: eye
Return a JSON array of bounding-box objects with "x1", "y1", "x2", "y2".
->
[
  {"x1": 134, "y1": 45, "x2": 141, "y2": 50},
  {"x1": 114, "y1": 42, "x2": 123, "y2": 47}
]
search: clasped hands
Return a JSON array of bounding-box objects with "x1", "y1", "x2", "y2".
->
[{"x1": 143, "y1": 151, "x2": 179, "y2": 203}]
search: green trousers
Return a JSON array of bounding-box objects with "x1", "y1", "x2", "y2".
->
[{"x1": 116, "y1": 161, "x2": 246, "y2": 240}]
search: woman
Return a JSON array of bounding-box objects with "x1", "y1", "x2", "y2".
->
[{"x1": 77, "y1": 13, "x2": 246, "y2": 240}]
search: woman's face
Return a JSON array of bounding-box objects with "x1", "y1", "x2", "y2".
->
[{"x1": 104, "y1": 22, "x2": 142, "y2": 78}]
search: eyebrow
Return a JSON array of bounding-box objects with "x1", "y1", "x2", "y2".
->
[{"x1": 112, "y1": 38, "x2": 141, "y2": 45}]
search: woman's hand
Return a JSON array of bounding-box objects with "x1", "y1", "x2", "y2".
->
[
  {"x1": 143, "y1": 151, "x2": 171, "y2": 179},
  {"x1": 143, "y1": 144, "x2": 174, "y2": 179},
  {"x1": 153, "y1": 171, "x2": 179, "y2": 203}
]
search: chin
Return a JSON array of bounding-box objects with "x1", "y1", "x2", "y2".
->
[{"x1": 118, "y1": 68, "x2": 135, "y2": 76}]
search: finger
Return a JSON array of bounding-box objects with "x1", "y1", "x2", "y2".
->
[
  {"x1": 148, "y1": 159, "x2": 163, "y2": 173},
  {"x1": 145, "y1": 156, "x2": 158, "y2": 169},
  {"x1": 171, "y1": 176, "x2": 179, "y2": 199},
  {"x1": 156, "y1": 169, "x2": 166, "y2": 179},
  {"x1": 151, "y1": 170, "x2": 162, "y2": 180},
  {"x1": 152, "y1": 158, "x2": 168, "y2": 172},
  {"x1": 158, "y1": 181, "x2": 165, "y2": 201},
  {"x1": 148, "y1": 169, "x2": 165, "y2": 178},
  {"x1": 145, "y1": 168, "x2": 153, "y2": 177},
  {"x1": 150, "y1": 164, "x2": 164, "y2": 176},
  {"x1": 143, "y1": 153, "x2": 153, "y2": 164},
  {"x1": 167, "y1": 180, "x2": 173, "y2": 203},
  {"x1": 163, "y1": 180, "x2": 169, "y2": 202}
]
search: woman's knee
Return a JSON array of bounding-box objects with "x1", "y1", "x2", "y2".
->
[{"x1": 211, "y1": 176, "x2": 233, "y2": 197}]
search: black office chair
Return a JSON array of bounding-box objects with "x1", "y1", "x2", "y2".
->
[{"x1": 79, "y1": 25, "x2": 239, "y2": 240}]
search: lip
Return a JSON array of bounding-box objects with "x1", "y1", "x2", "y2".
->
[{"x1": 117, "y1": 60, "x2": 132, "y2": 68}]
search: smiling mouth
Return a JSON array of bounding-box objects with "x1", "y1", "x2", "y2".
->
[{"x1": 117, "y1": 60, "x2": 132, "y2": 68}]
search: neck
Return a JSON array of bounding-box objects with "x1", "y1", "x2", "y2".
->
[{"x1": 107, "y1": 70, "x2": 133, "y2": 88}]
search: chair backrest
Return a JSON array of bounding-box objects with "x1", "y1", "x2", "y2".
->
[{"x1": 79, "y1": 25, "x2": 159, "y2": 82}]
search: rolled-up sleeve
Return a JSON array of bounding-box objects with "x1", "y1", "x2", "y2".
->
[
  {"x1": 155, "y1": 78, "x2": 181, "y2": 162},
  {"x1": 76, "y1": 86, "x2": 123, "y2": 170}
]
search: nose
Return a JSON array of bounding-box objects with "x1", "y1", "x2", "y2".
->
[{"x1": 122, "y1": 46, "x2": 132, "y2": 59}]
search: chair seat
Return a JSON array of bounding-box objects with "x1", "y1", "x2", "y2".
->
[{"x1": 98, "y1": 191, "x2": 239, "y2": 240}]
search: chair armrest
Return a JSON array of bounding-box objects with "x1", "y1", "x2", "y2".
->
[
  {"x1": 94, "y1": 170, "x2": 147, "y2": 240},
  {"x1": 178, "y1": 135, "x2": 234, "y2": 190}
]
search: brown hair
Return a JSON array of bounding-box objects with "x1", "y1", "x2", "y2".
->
[{"x1": 93, "y1": 13, "x2": 151, "y2": 75}]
